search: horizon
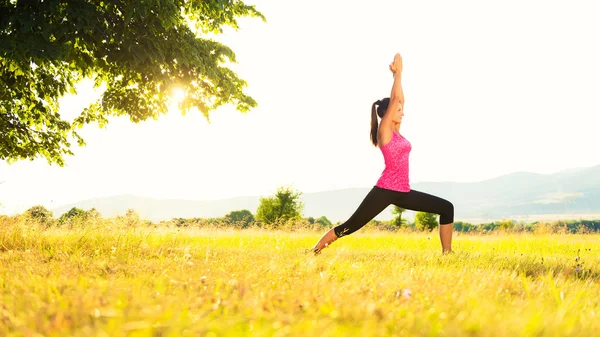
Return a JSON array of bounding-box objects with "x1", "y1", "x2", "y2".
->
[
  {"x1": 15, "y1": 162, "x2": 600, "y2": 216},
  {"x1": 2, "y1": 0, "x2": 600, "y2": 215}
]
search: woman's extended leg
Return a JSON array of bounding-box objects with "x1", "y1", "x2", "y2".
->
[
  {"x1": 391, "y1": 189, "x2": 454, "y2": 253},
  {"x1": 308, "y1": 187, "x2": 391, "y2": 254}
]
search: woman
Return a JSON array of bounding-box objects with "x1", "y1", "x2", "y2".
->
[{"x1": 308, "y1": 53, "x2": 454, "y2": 254}]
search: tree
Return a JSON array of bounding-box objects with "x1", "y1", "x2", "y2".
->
[
  {"x1": 498, "y1": 219, "x2": 515, "y2": 232},
  {"x1": 116, "y1": 208, "x2": 140, "y2": 227},
  {"x1": 58, "y1": 207, "x2": 88, "y2": 224},
  {"x1": 0, "y1": 0, "x2": 265, "y2": 165},
  {"x1": 415, "y1": 212, "x2": 438, "y2": 231},
  {"x1": 391, "y1": 206, "x2": 407, "y2": 227},
  {"x1": 454, "y1": 221, "x2": 474, "y2": 233},
  {"x1": 86, "y1": 208, "x2": 102, "y2": 220},
  {"x1": 315, "y1": 216, "x2": 332, "y2": 228},
  {"x1": 225, "y1": 209, "x2": 254, "y2": 228},
  {"x1": 256, "y1": 187, "x2": 303, "y2": 225},
  {"x1": 23, "y1": 205, "x2": 54, "y2": 226}
]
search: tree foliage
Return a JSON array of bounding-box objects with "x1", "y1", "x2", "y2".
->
[
  {"x1": 256, "y1": 187, "x2": 303, "y2": 225},
  {"x1": 415, "y1": 211, "x2": 439, "y2": 231},
  {"x1": 315, "y1": 216, "x2": 332, "y2": 228},
  {"x1": 454, "y1": 221, "x2": 475, "y2": 233},
  {"x1": 225, "y1": 209, "x2": 254, "y2": 228},
  {"x1": 112, "y1": 208, "x2": 142, "y2": 227},
  {"x1": 498, "y1": 219, "x2": 515, "y2": 231},
  {"x1": 307, "y1": 215, "x2": 332, "y2": 228},
  {"x1": 391, "y1": 205, "x2": 407, "y2": 227},
  {"x1": 86, "y1": 207, "x2": 102, "y2": 219},
  {"x1": 58, "y1": 206, "x2": 88, "y2": 224},
  {"x1": 0, "y1": 0, "x2": 264, "y2": 165},
  {"x1": 23, "y1": 204, "x2": 54, "y2": 226}
]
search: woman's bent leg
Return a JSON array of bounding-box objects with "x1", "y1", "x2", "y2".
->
[
  {"x1": 391, "y1": 189, "x2": 454, "y2": 224},
  {"x1": 391, "y1": 189, "x2": 454, "y2": 253}
]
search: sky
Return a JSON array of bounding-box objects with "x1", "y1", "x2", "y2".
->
[{"x1": 1, "y1": 0, "x2": 600, "y2": 215}]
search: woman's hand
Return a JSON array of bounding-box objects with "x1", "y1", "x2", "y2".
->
[{"x1": 389, "y1": 53, "x2": 403, "y2": 74}]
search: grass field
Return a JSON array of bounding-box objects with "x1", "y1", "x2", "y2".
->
[{"x1": 1, "y1": 224, "x2": 599, "y2": 337}]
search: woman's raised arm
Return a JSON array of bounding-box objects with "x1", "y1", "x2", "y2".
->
[{"x1": 378, "y1": 53, "x2": 404, "y2": 145}]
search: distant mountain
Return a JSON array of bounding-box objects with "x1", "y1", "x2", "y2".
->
[
  {"x1": 409, "y1": 164, "x2": 600, "y2": 221},
  {"x1": 52, "y1": 164, "x2": 600, "y2": 223}
]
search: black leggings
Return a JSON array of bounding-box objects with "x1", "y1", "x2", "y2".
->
[{"x1": 333, "y1": 186, "x2": 454, "y2": 238}]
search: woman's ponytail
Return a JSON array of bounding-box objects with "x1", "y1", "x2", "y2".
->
[{"x1": 370, "y1": 102, "x2": 379, "y2": 146}]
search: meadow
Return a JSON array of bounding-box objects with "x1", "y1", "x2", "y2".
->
[{"x1": 1, "y1": 222, "x2": 599, "y2": 337}]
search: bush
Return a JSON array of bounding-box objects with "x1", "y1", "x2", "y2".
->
[
  {"x1": 363, "y1": 220, "x2": 399, "y2": 232},
  {"x1": 23, "y1": 205, "x2": 55, "y2": 227},
  {"x1": 224, "y1": 209, "x2": 255, "y2": 228},
  {"x1": 256, "y1": 186, "x2": 303, "y2": 226},
  {"x1": 58, "y1": 207, "x2": 88, "y2": 226},
  {"x1": 116, "y1": 209, "x2": 141, "y2": 227},
  {"x1": 315, "y1": 216, "x2": 333, "y2": 229},
  {"x1": 415, "y1": 212, "x2": 438, "y2": 231}
]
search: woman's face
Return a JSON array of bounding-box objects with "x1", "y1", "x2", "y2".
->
[{"x1": 391, "y1": 103, "x2": 404, "y2": 123}]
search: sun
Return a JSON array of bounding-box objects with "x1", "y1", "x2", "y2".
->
[
  {"x1": 168, "y1": 87, "x2": 187, "y2": 114},
  {"x1": 172, "y1": 88, "x2": 185, "y2": 101}
]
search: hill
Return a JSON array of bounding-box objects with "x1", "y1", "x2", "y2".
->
[{"x1": 52, "y1": 165, "x2": 600, "y2": 223}]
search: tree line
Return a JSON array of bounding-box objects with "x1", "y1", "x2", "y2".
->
[{"x1": 6, "y1": 186, "x2": 600, "y2": 234}]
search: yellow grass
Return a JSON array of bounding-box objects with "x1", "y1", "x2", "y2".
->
[{"x1": 1, "y1": 224, "x2": 599, "y2": 337}]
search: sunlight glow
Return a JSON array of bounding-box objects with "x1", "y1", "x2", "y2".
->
[
  {"x1": 1, "y1": 0, "x2": 599, "y2": 219},
  {"x1": 172, "y1": 88, "x2": 185, "y2": 101},
  {"x1": 169, "y1": 88, "x2": 186, "y2": 114}
]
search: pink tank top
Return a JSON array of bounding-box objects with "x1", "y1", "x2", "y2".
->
[{"x1": 375, "y1": 132, "x2": 411, "y2": 192}]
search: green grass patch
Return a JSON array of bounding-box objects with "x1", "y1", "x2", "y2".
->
[{"x1": 1, "y1": 226, "x2": 599, "y2": 337}]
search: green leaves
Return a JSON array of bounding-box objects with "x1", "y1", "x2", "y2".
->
[
  {"x1": 181, "y1": 0, "x2": 266, "y2": 35},
  {"x1": 256, "y1": 187, "x2": 304, "y2": 225},
  {"x1": 392, "y1": 206, "x2": 407, "y2": 227},
  {"x1": 224, "y1": 209, "x2": 255, "y2": 228},
  {"x1": 0, "y1": 0, "x2": 263, "y2": 165},
  {"x1": 415, "y1": 212, "x2": 439, "y2": 231}
]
